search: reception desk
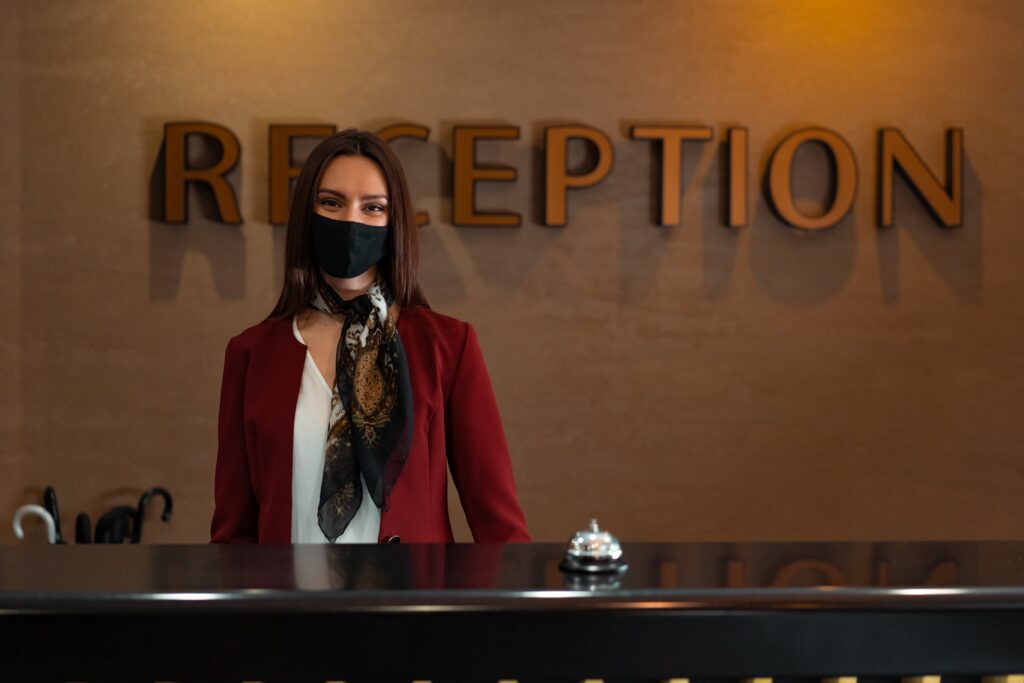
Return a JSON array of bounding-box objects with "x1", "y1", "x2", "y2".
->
[{"x1": 1, "y1": 541, "x2": 1023, "y2": 682}]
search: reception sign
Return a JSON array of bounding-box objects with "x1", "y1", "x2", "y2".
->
[{"x1": 156, "y1": 121, "x2": 963, "y2": 231}]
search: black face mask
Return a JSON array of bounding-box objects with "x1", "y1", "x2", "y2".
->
[{"x1": 310, "y1": 213, "x2": 390, "y2": 279}]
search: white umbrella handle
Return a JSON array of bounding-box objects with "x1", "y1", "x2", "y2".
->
[{"x1": 13, "y1": 504, "x2": 57, "y2": 544}]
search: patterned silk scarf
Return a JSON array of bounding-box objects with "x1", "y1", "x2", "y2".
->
[{"x1": 309, "y1": 272, "x2": 414, "y2": 542}]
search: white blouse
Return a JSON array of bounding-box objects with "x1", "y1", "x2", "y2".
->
[{"x1": 290, "y1": 316, "x2": 381, "y2": 544}]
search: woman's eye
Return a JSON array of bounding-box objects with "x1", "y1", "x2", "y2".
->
[
  {"x1": 320, "y1": 197, "x2": 340, "y2": 208},
  {"x1": 365, "y1": 204, "x2": 387, "y2": 213}
]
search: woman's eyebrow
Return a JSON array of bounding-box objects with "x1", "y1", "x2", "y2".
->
[{"x1": 317, "y1": 188, "x2": 389, "y2": 201}]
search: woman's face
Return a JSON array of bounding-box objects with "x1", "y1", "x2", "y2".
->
[{"x1": 314, "y1": 154, "x2": 390, "y2": 228}]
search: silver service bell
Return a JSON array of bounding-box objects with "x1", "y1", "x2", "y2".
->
[{"x1": 559, "y1": 518, "x2": 628, "y2": 574}]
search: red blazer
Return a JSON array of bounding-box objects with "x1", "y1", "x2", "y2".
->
[{"x1": 211, "y1": 305, "x2": 531, "y2": 544}]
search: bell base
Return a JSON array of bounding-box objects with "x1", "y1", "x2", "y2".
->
[{"x1": 558, "y1": 556, "x2": 629, "y2": 574}]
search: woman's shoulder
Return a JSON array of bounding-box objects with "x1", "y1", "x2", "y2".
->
[
  {"x1": 397, "y1": 305, "x2": 474, "y2": 355},
  {"x1": 399, "y1": 304, "x2": 466, "y2": 331},
  {"x1": 225, "y1": 316, "x2": 295, "y2": 355}
]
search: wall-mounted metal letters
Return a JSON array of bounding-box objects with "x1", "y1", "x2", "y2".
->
[{"x1": 155, "y1": 121, "x2": 964, "y2": 231}]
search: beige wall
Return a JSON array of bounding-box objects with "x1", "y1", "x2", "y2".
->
[{"x1": 2, "y1": 0, "x2": 1022, "y2": 544}]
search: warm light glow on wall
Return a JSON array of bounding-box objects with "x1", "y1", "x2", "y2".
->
[{"x1": 766, "y1": 0, "x2": 890, "y2": 45}]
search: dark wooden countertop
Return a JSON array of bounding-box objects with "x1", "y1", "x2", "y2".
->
[{"x1": 2, "y1": 541, "x2": 1024, "y2": 681}]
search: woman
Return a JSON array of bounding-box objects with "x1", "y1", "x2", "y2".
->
[{"x1": 211, "y1": 129, "x2": 530, "y2": 544}]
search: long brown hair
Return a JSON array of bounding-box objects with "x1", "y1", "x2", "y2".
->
[{"x1": 266, "y1": 129, "x2": 430, "y2": 320}]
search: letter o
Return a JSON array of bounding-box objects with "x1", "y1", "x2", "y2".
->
[{"x1": 767, "y1": 127, "x2": 858, "y2": 230}]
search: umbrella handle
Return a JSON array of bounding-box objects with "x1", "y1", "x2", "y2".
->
[
  {"x1": 75, "y1": 513, "x2": 92, "y2": 544},
  {"x1": 133, "y1": 486, "x2": 173, "y2": 544},
  {"x1": 94, "y1": 514, "x2": 111, "y2": 543},
  {"x1": 42, "y1": 486, "x2": 64, "y2": 543},
  {"x1": 13, "y1": 504, "x2": 57, "y2": 544},
  {"x1": 95, "y1": 507, "x2": 136, "y2": 544},
  {"x1": 109, "y1": 513, "x2": 128, "y2": 544}
]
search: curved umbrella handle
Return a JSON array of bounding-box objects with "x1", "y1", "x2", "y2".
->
[
  {"x1": 13, "y1": 504, "x2": 57, "y2": 544},
  {"x1": 133, "y1": 487, "x2": 173, "y2": 544}
]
